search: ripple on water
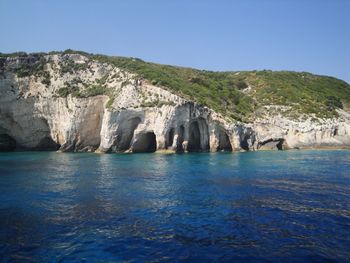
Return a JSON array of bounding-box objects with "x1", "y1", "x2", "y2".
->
[{"x1": 0, "y1": 150, "x2": 349, "y2": 261}]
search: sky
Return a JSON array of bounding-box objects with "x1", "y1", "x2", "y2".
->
[{"x1": 0, "y1": 0, "x2": 349, "y2": 83}]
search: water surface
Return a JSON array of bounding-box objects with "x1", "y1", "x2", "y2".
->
[{"x1": 0, "y1": 150, "x2": 349, "y2": 262}]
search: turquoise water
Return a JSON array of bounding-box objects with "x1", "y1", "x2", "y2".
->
[{"x1": 0, "y1": 150, "x2": 349, "y2": 262}]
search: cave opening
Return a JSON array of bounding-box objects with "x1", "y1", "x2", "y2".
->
[
  {"x1": 240, "y1": 135, "x2": 250, "y2": 151},
  {"x1": 276, "y1": 139, "x2": 284, "y2": 150},
  {"x1": 333, "y1": 128, "x2": 338, "y2": 136},
  {"x1": 176, "y1": 125, "x2": 185, "y2": 152},
  {"x1": 35, "y1": 136, "x2": 61, "y2": 151},
  {"x1": 258, "y1": 138, "x2": 285, "y2": 150},
  {"x1": 0, "y1": 134, "x2": 16, "y2": 151},
  {"x1": 217, "y1": 129, "x2": 232, "y2": 152},
  {"x1": 132, "y1": 132, "x2": 157, "y2": 153},
  {"x1": 115, "y1": 117, "x2": 141, "y2": 152},
  {"x1": 188, "y1": 121, "x2": 201, "y2": 152},
  {"x1": 166, "y1": 128, "x2": 175, "y2": 149}
]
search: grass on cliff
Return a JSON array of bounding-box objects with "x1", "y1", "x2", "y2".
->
[
  {"x1": 4, "y1": 50, "x2": 350, "y2": 121},
  {"x1": 89, "y1": 53, "x2": 257, "y2": 121},
  {"x1": 87, "y1": 52, "x2": 350, "y2": 120}
]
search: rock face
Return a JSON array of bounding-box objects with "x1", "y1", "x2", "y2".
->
[
  {"x1": 0, "y1": 53, "x2": 349, "y2": 152},
  {"x1": 252, "y1": 110, "x2": 350, "y2": 150}
]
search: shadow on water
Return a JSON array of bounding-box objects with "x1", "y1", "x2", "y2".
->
[{"x1": 0, "y1": 150, "x2": 349, "y2": 261}]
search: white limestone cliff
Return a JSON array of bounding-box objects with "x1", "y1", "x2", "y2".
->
[{"x1": 0, "y1": 53, "x2": 349, "y2": 153}]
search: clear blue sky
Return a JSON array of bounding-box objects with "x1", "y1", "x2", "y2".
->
[{"x1": 1, "y1": 0, "x2": 349, "y2": 83}]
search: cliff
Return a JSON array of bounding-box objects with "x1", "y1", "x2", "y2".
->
[{"x1": 0, "y1": 51, "x2": 349, "y2": 153}]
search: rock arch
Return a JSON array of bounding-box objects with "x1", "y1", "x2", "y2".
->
[
  {"x1": 132, "y1": 132, "x2": 157, "y2": 153},
  {"x1": 188, "y1": 118, "x2": 209, "y2": 152},
  {"x1": 114, "y1": 117, "x2": 141, "y2": 152},
  {"x1": 217, "y1": 128, "x2": 232, "y2": 152},
  {"x1": 257, "y1": 138, "x2": 285, "y2": 150}
]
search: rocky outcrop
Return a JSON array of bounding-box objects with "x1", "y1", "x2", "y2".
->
[
  {"x1": 252, "y1": 109, "x2": 350, "y2": 150},
  {"x1": 0, "y1": 53, "x2": 349, "y2": 153}
]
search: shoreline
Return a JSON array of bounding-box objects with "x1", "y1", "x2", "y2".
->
[
  {"x1": 288, "y1": 145, "x2": 350, "y2": 151},
  {"x1": 0, "y1": 146, "x2": 349, "y2": 154}
]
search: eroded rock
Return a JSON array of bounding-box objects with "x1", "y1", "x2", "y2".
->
[{"x1": 0, "y1": 53, "x2": 349, "y2": 153}]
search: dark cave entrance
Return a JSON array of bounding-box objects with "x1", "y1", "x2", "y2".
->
[
  {"x1": 240, "y1": 135, "x2": 250, "y2": 151},
  {"x1": 276, "y1": 139, "x2": 284, "y2": 150},
  {"x1": 333, "y1": 128, "x2": 338, "y2": 137},
  {"x1": 0, "y1": 134, "x2": 16, "y2": 151},
  {"x1": 188, "y1": 121, "x2": 201, "y2": 152},
  {"x1": 115, "y1": 117, "x2": 141, "y2": 152},
  {"x1": 132, "y1": 132, "x2": 157, "y2": 153},
  {"x1": 176, "y1": 125, "x2": 185, "y2": 152},
  {"x1": 35, "y1": 136, "x2": 61, "y2": 151},
  {"x1": 257, "y1": 138, "x2": 285, "y2": 151},
  {"x1": 166, "y1": 128, "x2": 175, "y2": 149},
  {"x1": 188, "y1": 118, "x2": 209, "y2": 152},
  {"x1": 217, "y1": 129, "x2": 232, "y2": 152}
]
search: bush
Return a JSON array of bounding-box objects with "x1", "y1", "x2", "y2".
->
[
  {"x1": 57, "y1": 87, "x2": 69, "y2": 97},
  {"x1": 15, "y1": 57, "x2": 47, "y2": 78},
  {"x1": 41, "y1": 71, "x2": 51, "y2": 86},
  {"x1": 7, "y1": 51, "x2": 350, "y2": 120},
  {"x1": 106, "y1": 97, "x2": 114, "y2": 109},
  {"x1": 326, "y1": 96, "x2": 343, "y2": 110},
  {"x1": 59, "y1": 60, "x2": 88, "y2": 75},
  {"x1": 83, "y1": 84, "x2": 106, "y2": 97},
  {"x1": 236, "y1": 80, "x2": 248, "y2": 90}
]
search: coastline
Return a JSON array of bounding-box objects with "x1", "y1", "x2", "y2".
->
[{"x1": 1, "y1": 146, "x2": 349, "y2": 154}]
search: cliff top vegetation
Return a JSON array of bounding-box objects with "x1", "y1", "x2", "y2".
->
[{"x1": 1, "y1": 50, "x2": 349, "y2": 122}]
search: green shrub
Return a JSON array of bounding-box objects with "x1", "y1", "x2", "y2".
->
[
  {"x1": 7, "y1": 50, "x2": 350, "y2": 121},
  {"x1": 0, "y1": 51, "x2": 27, "y2": 58},
  {"x1": 41, "y1": 71, "x2": 51, "y2": 86},
  {"x1": 236, "y1": 80, "x2": 248, "y2": 90},
  {"x1": 83, "y1": 84, "x2": 106, "y2": 97},
  {"x1": 106, "y1": 97, "x2": 114, "y2": 109},
  {"x1": 59, "y1": 60, "x2": 88, "y2": 75},
  {"x1": 326, "y1": 96, "x2": 343, "y2": 110},
  {"x1": 15, "y1": 57, "x2": 47, "y2": 78},
  {"x1": 57, "y1": 87, "x2": 70, "y2": 97},
  {"x1": 97, "y1": 75, "x2": 108, "y2": 85}
]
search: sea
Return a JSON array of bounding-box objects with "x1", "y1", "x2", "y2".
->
[{"x1": 0, "y1": 150, "x2": 349, "y2": 262}]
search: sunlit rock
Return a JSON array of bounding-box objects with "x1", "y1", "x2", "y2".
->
[{"x1": 0, "y1": 53, "x2": 349, "y2": 153}]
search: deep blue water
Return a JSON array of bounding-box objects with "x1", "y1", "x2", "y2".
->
[{"x1": 0, "y1": 150, "x2": 349, "y2": 262}]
